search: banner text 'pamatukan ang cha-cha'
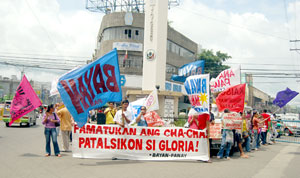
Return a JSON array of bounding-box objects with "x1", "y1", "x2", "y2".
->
[{"x1": 72, "y1": 124, "x2": 209, "y2": 161}]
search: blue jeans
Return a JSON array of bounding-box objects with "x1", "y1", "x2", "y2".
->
[
  {"x1": 261, "y1": 132, "x2": 267, "y2": 145},
  {"x1": 44, "y1": 128, "x2": 60, "y2": 155},
  {"x1": 217, "y1": 130, "x2": 232, "y2": 158},
  {"x1": 252, "y1": 130, "x2": 260, "y2": 149},
  {"x1": 244, "y1": 136, "x2": 251, "y2": 152}
]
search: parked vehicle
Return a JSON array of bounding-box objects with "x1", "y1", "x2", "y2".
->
[{"x1": 2, "y1": 100, "x2": 37, "y2": 127}]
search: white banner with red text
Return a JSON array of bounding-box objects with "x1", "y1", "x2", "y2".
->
[{"x1": 72, "y1": 124, "x2": 209, "y2": 161}]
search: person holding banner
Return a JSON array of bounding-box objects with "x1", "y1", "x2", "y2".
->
[
  {"x1": 242, "y1": 112, "x2": 251, "y2": 153},
  {"x1": 261, "y1": 109, "x2": 271, "y2": 145},
  {"x1": 104, "y1": 102, "x2": 117, "y2": 124},
  {"x1": 114, "y1": 100, "x2": 132, "y2": 127},
  {"x1": 42, "y1": 104, "x2": 61, "y2": 157},
  {"x1": 135, "y1": 106, "x2": 148, "y2": 127},
  {"x1": 252, "y1": 111, "x2": 263, "y2": 151},
  {"x1": 188, "y1": 108, "x2": 211, "y2": 162},
  {"x1": 217, "y1": 109, "x2": 233, "y2": 160},
  {"x1": 234, "y1": 113, "x2": 248, "y2": 158}
]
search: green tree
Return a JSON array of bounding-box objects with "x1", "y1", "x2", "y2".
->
[{"x1": 197, "y1": 49, "x2": 231, "y2": 78}]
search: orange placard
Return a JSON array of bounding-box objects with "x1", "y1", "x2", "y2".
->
[
  {"x1": 209, "y1": 123, "x2": 222, "y2": 139},
  {"x1": 144, "y1": 111, "x2": 164, "y2": 127}
]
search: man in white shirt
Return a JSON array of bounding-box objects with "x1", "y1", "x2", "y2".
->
[{"x1": 114, "y1": 100, "x2": 132, "y2": 127}]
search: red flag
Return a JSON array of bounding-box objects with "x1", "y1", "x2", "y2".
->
[
  {"x1": 9, "y1": 75, "x2": 42, "y2": 126},
  {"x1": 216, "y1": 83, "x2": 246, "y2": 113}
]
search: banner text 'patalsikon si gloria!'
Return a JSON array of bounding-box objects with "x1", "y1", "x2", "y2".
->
[{"x1": 72, "y1": 124, "x2": 209, "y2": 161}]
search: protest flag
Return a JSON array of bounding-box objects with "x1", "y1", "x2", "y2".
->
[
  {"x1": 57, "y1": 49, "x2": 122, "y2": 128},
  {"x1": 9, "y1": 75, "x2": 42, "y2": 126},
  {"x1": 216, "y1": 83, "x2": 246, "y2": 113},
  {"x1": 144, "y1": 89, "x2": 159, "y2": 112},
  {"x1": 273, "y1": 88, "x2": 299, "y2": 108},
  {"x1": 128, "y1": 98, "x2": 146, "y2": 120},
  {"x1": 184, "y1": 74, "x2": 210, "y2": 113},
  {"x1": 171, "y1": 60, "x2": 204, "y2": 83},
  {"x1": 50, "y1": 66, "x2": 81, "y2": 97},
  {"x1": 210, "y1": 66, "x2": 240, "y2": 93}
]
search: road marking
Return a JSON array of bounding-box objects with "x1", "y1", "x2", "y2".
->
[{"x1": 252, "y1": 144, "x2": 298, "y2": 178}]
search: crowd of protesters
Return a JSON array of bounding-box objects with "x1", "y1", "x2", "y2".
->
[
  {"x1": 39, "y1": 99, "x2": 278, "y2": 161},
  {"x1": 216, "y1": 109, "x2": 277, "y2": 160}
]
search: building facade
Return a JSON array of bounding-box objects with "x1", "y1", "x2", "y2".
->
[{"x1": 93, "y1": 12, "x2": 198, "y2": 116}]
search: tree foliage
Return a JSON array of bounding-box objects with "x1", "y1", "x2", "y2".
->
[{"x1": 197, "y1": 49, "x2": 231, "y2": 78}]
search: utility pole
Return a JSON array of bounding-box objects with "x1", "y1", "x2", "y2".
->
[{"x1": 290, "y1": 40, "x2": 300, "y2": 51}]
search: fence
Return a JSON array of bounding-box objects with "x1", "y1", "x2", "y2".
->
[{"x1": 274, "y1": 120, "x2": 300, "y2": 144}]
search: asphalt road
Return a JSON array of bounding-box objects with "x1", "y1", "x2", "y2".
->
[{"x1": 0, "y1": 119, "x2": 299, "y2": 178}]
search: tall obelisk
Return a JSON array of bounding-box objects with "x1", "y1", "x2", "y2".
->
[{"x1": 142, "y1": 0, "x2": 168, "y2": 91}]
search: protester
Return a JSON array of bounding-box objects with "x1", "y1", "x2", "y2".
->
[
  {"x1": 270, "y1": 114, "x2": 278, "y2": 143},
  {"x1": 209, "y1": 104, "x2": 215, "y2": 158},
  {"x1": 246, "y1": 111, "x2": 253, "y2": 145},
  {"x1": 114, "y1": 100, "x2": 132, "y2": 127},
  {"x1": 233, "y1": 113, "x2": 248, "y2": 158},
  {"x1": 242, "y1": 112, "x2": 251, "y2": 152},
  {"x1": 135, "y1": 106, "x2": 148, "y2": 126},
  {"x1": 57, "y1": 105, "x2": 73, "y2": 152},
  {"x1": 42, "y1": 104, "x2": 61, "y2": 157},
  {"x1": 104, "y1": 102, "x2": 117, "y2": 124},
  {"x1": 217, "y1": 109, "x2": 233, "y2": 160},
  {"x1": 54, "y1": 103, "x2": 61, "y2": 136},
  {"x1": 261, "y1": 109, "x2": 270, "y2": 145},
  {"x1": 188, "y1": 108, "x2": 211, "y2": 162},
  {"x1": 252, "y1": 111, "x2": 261, "y2": 150}
]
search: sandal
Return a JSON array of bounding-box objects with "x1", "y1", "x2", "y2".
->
[
  {"x1": 45, "y1": 154, "x2": 50, "y2": 157},
  {"x1": 56, "y1": 154, "x2": 62, "y2": 157}
]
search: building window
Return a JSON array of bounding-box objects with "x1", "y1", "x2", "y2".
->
[
  {"x1": 125, "y1": 29, "x2": 131, "y2": 38},
  {"x1": 167, "y1": 40, "x2": 195, "y2": 60},
  {"x1": 166, "y1": 64, "x2": 177, "y2": 74},
  {"x1": 102, "y1": 27, "x2": 144, "y2": 41}
]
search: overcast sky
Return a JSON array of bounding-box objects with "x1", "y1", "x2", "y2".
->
[{"x1": 0, "y1": 0, "x2": 300, "y2": 105}]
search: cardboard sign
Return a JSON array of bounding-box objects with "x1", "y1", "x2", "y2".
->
[
  {"x1": 209, "y1": 123, "x2": 222, "y2": 139},
  {"x1": 222, "y1": 112, "x2": 242, "y2": 130}
]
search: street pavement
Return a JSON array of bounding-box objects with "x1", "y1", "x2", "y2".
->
[{"x1": 0, "y1": 119, "x2": 299, "y2": 178}]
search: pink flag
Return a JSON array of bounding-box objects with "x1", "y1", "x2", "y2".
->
[{"x1": 9, "y1": 75, "x2": 42, "y2": 126}]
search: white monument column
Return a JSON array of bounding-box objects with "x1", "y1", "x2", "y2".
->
[{"x1": 142, "y1": 0, "x2": 168, "y2": 91}]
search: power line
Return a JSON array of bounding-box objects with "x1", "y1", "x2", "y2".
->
[
  {"x1": 242, "y1": 68, "x2": 300, "y2": 71},
  {"x1": 0, "y1": 55, "x2": 87, "y2": 63},
  {"x1": 228, "y1": 62, "x2": 299, "y2": 67},
  {"x1": 175, "y1": 6, "x2": 289, "y2": 41},
  {"x1": 251, "y1": 76, "x2": 299, "y2": 78},
  {"x1": 0, "y1": 51, "x2": 91, "y2": 59},
  {"x1": 246, "y1": 72, "x2": 300, "y2": 75},
  {"x1": 25, "y1": 0, "x2": 61, "y2": 55},
  {"x1": 0, "y1": 61, "x2": 75, "y2": 71}
]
